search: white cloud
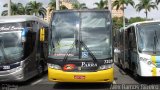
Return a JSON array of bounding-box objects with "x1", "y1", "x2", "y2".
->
[{"x1": 125, "y1": 0, "x2": 160, "y2": 20}]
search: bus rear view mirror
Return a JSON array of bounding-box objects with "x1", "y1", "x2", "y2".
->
[{"x1": 21, "y1": 28, "x2": 28, "y2": 42}]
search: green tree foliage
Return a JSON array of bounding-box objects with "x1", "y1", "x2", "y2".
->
[
  {"x1": 72, "y1": 3, "x2": 87, "y2": 9},
  {"x1": 112, "y1": 0, "x2": 135, "y2": 10},
  {"x1": 156, "y1": 0, "x2": 160, "y2": 4},
  {"x1": 60, "y1": 5, "x2": 68, "y2": 10},
  {"x1": 48, "y1": 0, "x2": 56, "y2": 12},
  {"x1": 1, "y1": 2, "x2": 25, "y2": 16},
  {"x1": 112, "y1": 17, "x2": 123, "y2": 31},
  {"x1": 112, "y1": 0, "x2": 134, "y2": 30},
  {"x1": 48, "y1": 0, "x2": 68, "y2": 12},
  {"x1": 94, "y1": 0, "x2": 108, "y2": 9},
  {"x1": 135, "y1": 0, "x2": 158, "y2": 19},
  {"x1": 128, "y1": 17, "x2": 146, "y2": 24},
  {"x1": 26, "y1": 1, "x2": 46, "y2": 18}
]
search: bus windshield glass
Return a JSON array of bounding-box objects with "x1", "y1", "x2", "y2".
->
[
  {"x1": 0, "y1": 23, "x2": 23, "y2": 65},
  {"x1": 49, "y1": 11, "x2": 112, "y2": 60},
  {"x1": 137, "y1": 22, "x2": 160, "y2": 54},
  {"x1": 81, "y1": 12, "x2": 112, "y2": 59}
]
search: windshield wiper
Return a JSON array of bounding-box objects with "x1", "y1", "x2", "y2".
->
[
  {"x1": 80, "y1": 41, "x2": 98, "y2": 63},
  {"x1": 63, "y1": 40, "x2": 98, "y2": 64},
  {"x1": 63, "y1": 41, "x2": 75, "y2": 62}
]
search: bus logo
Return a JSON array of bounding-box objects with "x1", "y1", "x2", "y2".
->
[
  {"x1": 63, "y1": 64, "x2": 75, "y2": 71},
  {"x1": 82, "y1": 52, "x2": 88, "y2": 58},
  {"x1": 78, "y1": 67, "x2": 82, "y2": 71}
]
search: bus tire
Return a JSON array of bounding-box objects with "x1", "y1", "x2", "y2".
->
[{"x1": 132, "y1": 64, "x2": 140, "y2": 80}]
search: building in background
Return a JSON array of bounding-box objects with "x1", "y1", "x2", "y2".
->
[
  {"x1": 111, "y1": 0, "x2": 124, "y2": 17},
  {"x1": 44, "y1": 0, "x2": 123, "y2": 23},
  {"x1": 44, "y1": 0, "x2": 78, "y2": 22}
]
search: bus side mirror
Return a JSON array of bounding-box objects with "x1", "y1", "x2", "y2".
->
[
  {"x1": 40, "y1": 27, "x2": 45, "y2": 42},
  {"x1": 21, "y1": 28, "x2": 28, "y2": 42}
]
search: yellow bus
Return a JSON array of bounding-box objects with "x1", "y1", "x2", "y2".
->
[{"x1": 47, "y1": 10, "x2": 114, "y2": 83}]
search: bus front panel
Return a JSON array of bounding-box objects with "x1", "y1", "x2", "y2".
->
[
  {"x1": 48, "y1": 10, "x2": 114, "y2": 83},
  {"x1": 48, "y1": 67, "x2": 113, "y2": 83},
  {"x1": 137, "y1": 22, "x2": 160, "y2": 77}
]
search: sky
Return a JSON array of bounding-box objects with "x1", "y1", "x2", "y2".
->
[{"x1": 0, "y1": 0, "x2": 160, "y2": 19}]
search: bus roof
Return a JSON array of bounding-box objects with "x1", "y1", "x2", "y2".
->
[
  {"x1": 52, "y1": 9, "x2": 110, "y2": 13},
  {"x1": 126, "y1": 20, "x2": 160, "y2": 28},
  {"x1": 0, "y1": 15, "x2": 48, "y2": 26}
]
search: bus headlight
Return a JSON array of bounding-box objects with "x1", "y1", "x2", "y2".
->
[
  {"x1": 48, "y1": 64, "x2": 61, "y2": 70},
  {"x1": 98, "y1": 64, "x2": 113, "y2": 70}
]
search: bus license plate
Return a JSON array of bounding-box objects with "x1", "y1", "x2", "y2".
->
[{"x1": 74, "y1": 75, "x2": 85, "y2": 79}]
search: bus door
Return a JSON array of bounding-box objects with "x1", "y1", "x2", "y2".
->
[
  {"x1": 119, "y1": 30, "x2": 124, "y2": 64},
  {"x1": 40, "y1": 27, "x2": 49, "y2": 59},
  {"x1": 23, "y1": 26, "x2": 37, "y2": 76},
  {"x1": 124, "y1": 29, "x2": 130, "y2": 68},
  {"x1": 39, "y1": 27, "x2": 48, "y2": 68},
  {"x1": 126, "y1": 27, "x2": 137, "y2": 70}
]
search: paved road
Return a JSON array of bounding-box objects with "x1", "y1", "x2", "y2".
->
[{"x1": 2, "y1": 65, "x2": 160, "y2": 90}]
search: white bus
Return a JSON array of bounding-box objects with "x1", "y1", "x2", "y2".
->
[
  {"x1": 0, "y1": 15, "x2": 48, "y2": 82},
  {"x1": 116, "y1": 20, "x2": 160, "y2": 77}
]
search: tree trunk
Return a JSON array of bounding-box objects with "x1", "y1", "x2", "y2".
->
[{"x1": 145, "y1": 9, "x2": 148, "y2": 20}]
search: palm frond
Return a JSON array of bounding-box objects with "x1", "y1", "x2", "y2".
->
[{"x1": 1, "y1": 10, "x2": 8, "y2": 16}]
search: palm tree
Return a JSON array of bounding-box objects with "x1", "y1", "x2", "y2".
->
[
  {"x1": 135, "y1": 0, "x2": 158, "y2": 19},
  {"x1": 1, "y1": 2, "x2": 25, "y2": 16},
  {"x1": 48, "y1": 0, "x2": 68, "y2": 12},
  {"x1": 112, "y1": 0, "x2": 135, "y2": 10},
  {"x1": 48, "y1": 0, "x2": 56, "y2": 12},
  {"x1": 26, "y1": 1, "x2": 46, "y2": 18},
  {"x1": 112, "y1": 0, "x2": 134, "y2": 28},
  {"x1": 60, "y1": 5, "x2": 68, "y2": 10},
  {"x1": 156, "y1": 0, "x2": 160, "y2": 4},
  {"x1": 72, "y1": 3, "x2": 87, "y2": 9},
  {"x1": 94, "y1": 0, "x2": 108, "y2": 9}
]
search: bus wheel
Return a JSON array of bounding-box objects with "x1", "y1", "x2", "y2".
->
[{"x1": 133, "y1": 65, "x2": 139, "y2": 80}]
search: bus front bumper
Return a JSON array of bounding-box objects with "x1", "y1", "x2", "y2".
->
[
  {"x1": 0, "y1": 67, "x2": 25, "y2": 82},
  {"x1": 48, "y1": 68, "x2": 114, "y2": 83}
]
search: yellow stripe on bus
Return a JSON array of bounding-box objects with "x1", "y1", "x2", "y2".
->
[
  {"x1": 152, "y1": 67, "x2": 157, "y2": 76},
  {"x1": 151, "y1": 56, "x2": 156, "y2": 65},
  {"x1": 151, "y1": 56, "x2": 157, "y2": 76}
]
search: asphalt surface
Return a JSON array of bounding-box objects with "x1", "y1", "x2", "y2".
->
[{"x1": 1, "y1": 64, "x2": 160, "y2": 90}]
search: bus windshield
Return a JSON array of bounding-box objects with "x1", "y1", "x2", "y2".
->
[
  {"x1": 0, "y1": 23, "x2": 23, "y2": 65},
  {"x1": 49, "y1": 11, "x2": 112, "y2": 60},
  {"x1": 137, "y1": 22, "x2": 160, "y2": 54}
]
